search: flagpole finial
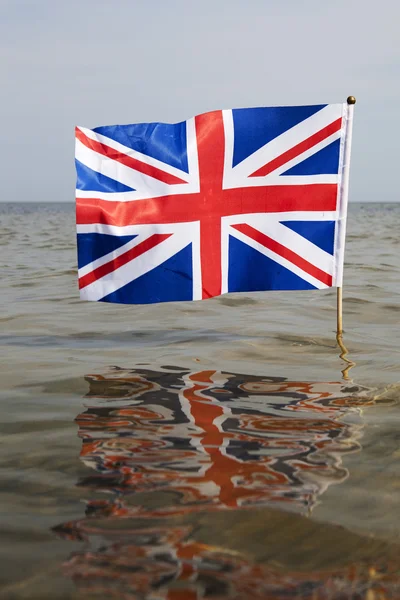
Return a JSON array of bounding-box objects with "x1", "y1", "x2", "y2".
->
[{"x1": 347, "y1": 96, "x2": 356, "y2": 105}]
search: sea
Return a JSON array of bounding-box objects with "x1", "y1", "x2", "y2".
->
[{"x1": 0, "y1": 201, "x2": 399, "y2": 599}]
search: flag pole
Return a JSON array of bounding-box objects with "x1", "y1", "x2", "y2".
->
[
  {"x1": 337, "y1": 285, "x2": 343, "y2": 335},
  {"x1": 336, "y1": 95, "x2": 356, "y2": 338}
]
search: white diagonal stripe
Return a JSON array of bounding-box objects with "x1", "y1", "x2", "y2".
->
[
  {"x1": 225, "y1": 104, "x2": 344, "y2": 184},
  {"x1": 76, "y1": 119, "x2": 200, "y2": 201},
  {"x1": 78, "y1": 236, "x2": 144, "y2": 279},
  {"x1": 267, "y1": 130, "x2": 342, "y2": 177},
  {"x1": 223, "y1": 213, "x2": 335, "y2": 286},
  {"x1": 80, "y1": 223, "x2": 198, "y2": 302},
  {"x1": 229, "y1": 225, "x2": 328, "y2": 290},
  {"x1": 76, "y1": 138, "x2": 171, "y2": 197},
  {"x1": 262, "y1": 220, "x2": 334, "y2": 276},
  {"x1": 77, "y1": 126, "x2": 191, "y2": 183},
  {"x1": 75, "y1": 139, "x2": 198, "y2": 201}
]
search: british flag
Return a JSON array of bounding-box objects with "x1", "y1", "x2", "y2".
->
[{"x1": 75, "y1": 103, "x2": 352, "y2": 304}]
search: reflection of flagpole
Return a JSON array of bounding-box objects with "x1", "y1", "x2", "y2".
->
[
  {"x1": 336, "y1": 96, "x2": 356, "y2": 337},
  {"x1": 336, "y1": 331, "x2": 356, "y2": 380}
]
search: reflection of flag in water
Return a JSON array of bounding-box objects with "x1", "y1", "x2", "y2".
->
[
  {"x1": 74, "y1": 367, "x2": 368, "y2": 517},
  {"x1": 58, "y1": 524, "x2": 400, "y2": 600},
  {"x1": 54, "y1": 367, "x2": 400, "y2": 600},
  {"x1": 76, "y1": 104, "x2": 352, "y2": 304}
]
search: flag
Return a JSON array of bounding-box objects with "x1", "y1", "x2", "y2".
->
[{"x1": 75, "y1": 103, "x2": 353, "y2": 304}]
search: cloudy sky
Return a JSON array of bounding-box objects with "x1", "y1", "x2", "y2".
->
[{"x1": 1, "y1": 0, "x2": 399, "y2": 202}]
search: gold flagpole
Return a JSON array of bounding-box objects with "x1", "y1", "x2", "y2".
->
[
  {"x1": 336, "y1": 96, "x2": 356, "y2": 378},
  {"x1": 337, "y1": 285, "x2": 343, "y2": 336},
  {"x1": 336, "y1": 95, "x2": 356, "y2": 338}
]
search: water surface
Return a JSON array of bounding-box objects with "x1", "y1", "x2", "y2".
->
[{"x1": 0, "y1": 202, "x2": 399, "y2": 599}]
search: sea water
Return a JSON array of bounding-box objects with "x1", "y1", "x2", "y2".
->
[{"x1": 0, "y1": 202, "x2": 399, "y2": 599}]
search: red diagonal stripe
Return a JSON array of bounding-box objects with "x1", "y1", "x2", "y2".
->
[
  {"x1": 249, "y1": 118, "x2": 343, "y2": 178},
  {"x1": 76, "y1": 128, "x2": 187, "y2": 185},
  {"x1": 232, "y1": 223, "x2": 332, "y2": 287},
  {"x1": 79, "y1": 233, "x2": 171, "y2": 290}
]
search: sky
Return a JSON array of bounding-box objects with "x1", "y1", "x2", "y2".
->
[{"x1": 1, "y1": 0, "x2": 399, "y2": 202}]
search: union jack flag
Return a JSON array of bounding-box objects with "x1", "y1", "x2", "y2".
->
[{"x1": 75, "y1": 103, "x2": 353, "y2": 304}]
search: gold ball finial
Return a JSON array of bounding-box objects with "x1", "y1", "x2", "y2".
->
[{"x1": 347, "y1": 96, "x2": 356, "y2": 105}]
